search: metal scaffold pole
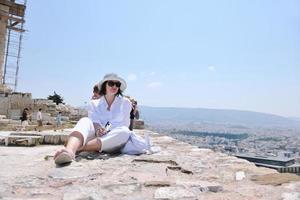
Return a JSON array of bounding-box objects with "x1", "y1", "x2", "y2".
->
[
  {"x1": 0, "y1": 0, "x2": 27, "y2": 92},
  {"x1": 14, "y1": 0, "x2": 27, "y2": 91}
]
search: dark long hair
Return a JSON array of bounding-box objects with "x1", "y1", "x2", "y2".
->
[
  {"x1": 99, "y1": 81, "x2": 123, "y2": 96},
  {"x1": 93, "y1": 84, "x2": 100, "y2": 94}
]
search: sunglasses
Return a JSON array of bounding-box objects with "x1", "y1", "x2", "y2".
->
[{"x1": 107, "y1": 81, "x2": 121, "y2": 88}]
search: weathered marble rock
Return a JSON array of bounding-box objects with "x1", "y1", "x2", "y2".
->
[
  {"x1": 251, "y1": 173, "x2": 300, "y2": 186},
  {"x1": 0, "y1": 129, "x2": 300, "y2": 200},
  {"x1": 154, "y1": 186, "x2": 196, "y2": 199},
  {"x1": 281, "y1": 192, "x2": 300, "y2": 200},
  {"x1": 63, "y1": 186, "x2": 104, "y2": 200}
]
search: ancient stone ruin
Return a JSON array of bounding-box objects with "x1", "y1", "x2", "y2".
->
[{"x1": 0, "y1": 90, "x2": 88, "y2": 130}]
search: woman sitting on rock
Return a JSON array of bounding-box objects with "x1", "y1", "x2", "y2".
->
[{"x1": 54, "y1": 73, "x2": 132, "y2": 165}]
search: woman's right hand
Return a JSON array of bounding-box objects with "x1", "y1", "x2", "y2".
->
[{"x1": 96, "y1": 127, "x2": 106, "y2": 137}]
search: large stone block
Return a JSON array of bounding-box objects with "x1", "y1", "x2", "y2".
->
[
  {"x1": 5, "y1": 135, "x2": 43, "y2": 146},
  {"x1": 43, "y1": 133, "x2": 68, "y2": 145},
  {"x1": 0, "y1": 119, "x2": 9, "y2": 125},
  {"x1": 154, "y1": 186, "x2": 196, "y2": 199},
  {"x1": 134, "y1": 119, "x2": 145, "y2": 129}
]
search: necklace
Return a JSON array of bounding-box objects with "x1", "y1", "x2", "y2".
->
[{"x1": 104, "y1": 95, "x2": 115, "y2": 111}]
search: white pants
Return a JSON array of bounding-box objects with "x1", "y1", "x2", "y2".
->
[{"x1": 72, "y1": 117, "x2": 130, "y2": 153}]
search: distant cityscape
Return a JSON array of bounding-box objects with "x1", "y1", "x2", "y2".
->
[{"x1": 147, "y1": 122, "x2": 300, "y2": 174}]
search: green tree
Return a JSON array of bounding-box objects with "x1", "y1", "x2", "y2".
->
[{"x1": 47, "y1": 91, "x2": 64, "y2": 105}]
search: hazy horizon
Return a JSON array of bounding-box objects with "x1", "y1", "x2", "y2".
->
[{"x1": 137, "y1": 105, "x2": 300, "y2": 118}]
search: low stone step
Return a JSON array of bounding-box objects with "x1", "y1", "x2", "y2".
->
[
  {"x1": 4, "y1": 132, "x2": 69, "y2": 146},
  {"x1": 5, "y1": 135, "x2": 43, "y2": 146},
  {"x1": 42, "y1": 133, "x2": 68, "y2": 145}
]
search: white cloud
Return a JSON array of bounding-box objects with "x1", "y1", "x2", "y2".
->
[
  {"x1": 208, "y1": 65, "x2": 216, "y2": 71},
  {"x1": 150, "y1": 72, "x2": 156, "y2": 76},
  {"x1": 147, "y1": 82, "x2": 162, "y2": 89},
  {"x1": 127, "y1": 73, "x2": 137, "y2": 81}
]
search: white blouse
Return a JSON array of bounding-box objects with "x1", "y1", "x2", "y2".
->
[{"x1": 88, "y1": 95, "x2": 132, "y2": 129}]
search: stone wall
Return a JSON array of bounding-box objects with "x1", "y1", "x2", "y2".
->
[
  {"x1": 9, "y1": 93, "x2": 32, "y2": 109},
  {"x1": 0, "y1": 92, "x2": 33, "y2": 119},
  {"x1": 0, "y1": 93, "x2": 9, "y2": 115}
]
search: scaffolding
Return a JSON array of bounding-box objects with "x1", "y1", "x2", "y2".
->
[{"x1": 0, "y1": 0, "x2": 26, "y2": 92}]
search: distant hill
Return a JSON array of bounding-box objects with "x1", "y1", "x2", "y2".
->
[
  {"x1": 288, "y1": 117, "x2": 300, "y2": 122},
  {"x1": 139, "y1": 106, "x2": 300, "y2": 129}
]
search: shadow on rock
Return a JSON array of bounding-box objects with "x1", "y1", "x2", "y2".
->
[{"x1": 76, "y1": 151, "x2": 121, "y2": 161}]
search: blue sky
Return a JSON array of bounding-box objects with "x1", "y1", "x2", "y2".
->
[{"x1": 17, "y1": 0, "x2": 300, "y2": 117}]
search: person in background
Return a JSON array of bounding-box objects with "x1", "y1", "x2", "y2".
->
[
  {"x1": 133, "y1": 100, "x2": 139, "y2": 120},
  {"x1": 54, "y1": 73, "x2": 132, "y2": 165},
  {"x1": 36, "y1": 108, "x2": 43, "y2": 132},
  {"x1": 55, "y1": 111, "x2": 62, "y2": 131},
  {"x1": 21, "y1": 108, "x2": 29, "y2": 131},
  {"x1": 129, "y1": 99, "x2": 139, "y2": 131},
  {"x1": 92, "y1": 84, "x2": 101, "y2": 100},
  {"x1": 28, "y1": 107, "x2": 33, "y2": 122}
]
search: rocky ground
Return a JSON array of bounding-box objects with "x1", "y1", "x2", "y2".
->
[{"x1": 0, "y1": 129, "x2": 300, "y2": 200}]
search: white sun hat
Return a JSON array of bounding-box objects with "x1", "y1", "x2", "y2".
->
[{"x1": 98, "y1": 73, "x2": 127, "y2": 92}]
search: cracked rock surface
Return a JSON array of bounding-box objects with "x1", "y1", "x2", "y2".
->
[{"x1": 0, "y1": 129, "x2": 300, "y2": 200}]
